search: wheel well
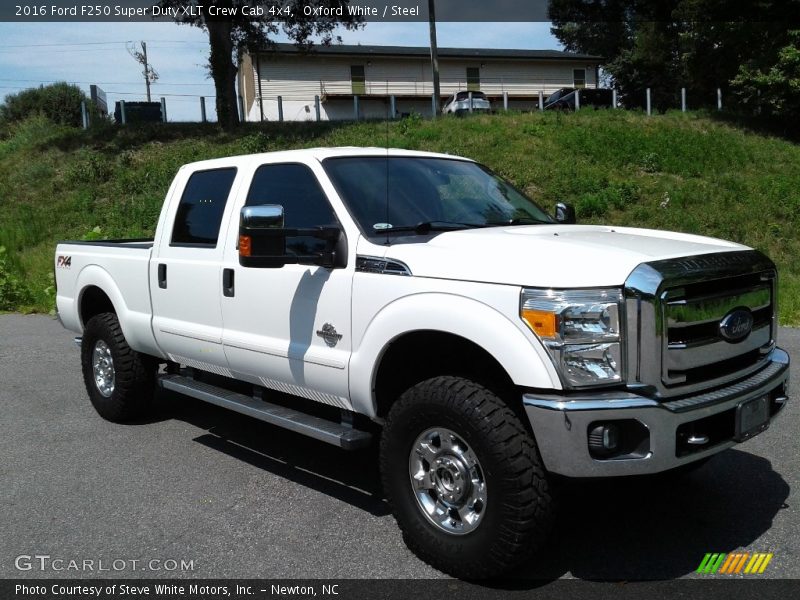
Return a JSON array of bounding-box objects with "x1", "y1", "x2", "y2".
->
[
  {"x1": 374, "y1": 330, "x2": 520, "y2": 420},
  {"x1": 79, "y1": 286, "x2": 115, "y2": 328}
]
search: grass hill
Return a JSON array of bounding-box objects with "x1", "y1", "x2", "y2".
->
[{"x1": 1, "y1": 110, "x2": 799, "y2": 324}]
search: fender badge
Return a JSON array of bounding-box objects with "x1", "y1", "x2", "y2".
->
[{"x1": 316, "y1": 323, "x2": 343, "y2": 347}]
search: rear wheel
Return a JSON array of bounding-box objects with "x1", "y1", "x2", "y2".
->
[
  {"x1": 380, "y1": 376, "x2": 552, "y2": 579},
  {"x1": 80, "y1": 312, "x2": 156, "y2": 422}
]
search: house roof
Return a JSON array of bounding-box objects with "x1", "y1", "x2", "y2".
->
[{"x1": 259, "y1": 43, "x2": 602, "y2": 63}]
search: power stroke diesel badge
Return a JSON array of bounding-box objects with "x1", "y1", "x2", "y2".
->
[{"x1": 316, "y1": 323, "x2": 343, "y2": 347}]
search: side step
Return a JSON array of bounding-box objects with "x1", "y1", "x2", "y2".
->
[{"x1": 158, "y1": 374, "x2": 372, "y2": 450}]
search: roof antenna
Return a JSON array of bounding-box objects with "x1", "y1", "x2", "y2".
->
[{"x1": 384, "y1": 96, "x2": 390, "y2": 246}]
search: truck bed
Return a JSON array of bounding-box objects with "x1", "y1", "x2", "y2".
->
[
  {"x1": 55, "y1": 238, "x2": 161, "y2": 358},
  {"x1": 58, "y1": 238, "x2": 154, "y2": 250}
]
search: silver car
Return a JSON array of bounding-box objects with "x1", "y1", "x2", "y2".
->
[{"x1": 442, "y1": 91, "x2": 492, "y2": 115}]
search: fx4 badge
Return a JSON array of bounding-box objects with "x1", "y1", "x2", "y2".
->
[
  {"x1": 56, "y1": 256, "x2": 72, "y2": 269},
  {"x1": 316, "y1": 323, "x2": 343, "y2": 347}
]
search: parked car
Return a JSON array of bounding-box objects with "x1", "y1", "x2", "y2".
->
[
  {"x1": 442, "y1": 90, "x2": 492, "y2": 115},
  {"x1": 55, "y1": 148, "x2": 790, "y2": 579},
  {"x1": 544, "y1": 87, "x2": 613, "y2": 110}
]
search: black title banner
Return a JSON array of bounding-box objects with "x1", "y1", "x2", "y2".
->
[
  {"x1": 4, "y1": 1, "x2": 549, "y2": 22},
  {"x1": 4, "y1": 0, "x2": 800, "y2": 23}
]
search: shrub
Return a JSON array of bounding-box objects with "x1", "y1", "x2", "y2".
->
[
  {"x1": 640, "y1": 152, "x2": 663, "y2": 173},
  {"x1": 0, "y1": 82, "x2": 93, "y2": 127},
  {"x1": 241, "y1": 131, "x2": 271, "y2": 154},
  {"x1": 0, "y1": 246, "x2": 32, "y2": 310}
]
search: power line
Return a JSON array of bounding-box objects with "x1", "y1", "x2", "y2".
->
[
  {"x1": 0, "y1": 40, "x2": 207, "y2": 49},
  {"x1": 0, "y1": 78, "x2": 214, "y2": 87},
  {"x1": 0, "y1": 41, "x2": 132, "y2": 48},
  {"x1": 0, "y1": 85, "x2": 215, "y2": 98}
]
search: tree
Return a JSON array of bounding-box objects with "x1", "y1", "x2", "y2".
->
[
  {"x1": 549, "y1": 0, "x2": 798, "y2": 111},
  {"x1": 159, "y1": 1, "x2": 362, "y2": 128},
  {"x1": 732, "y1": 30, "x2": 800, "y2": 119},
  {"x1": 0, "y1": 82, "x2": 92, "y2": 127}
]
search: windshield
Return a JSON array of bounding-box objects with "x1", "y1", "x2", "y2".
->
[{"x1": 322, "y1": 156, "x2": 553, "y2": 237}]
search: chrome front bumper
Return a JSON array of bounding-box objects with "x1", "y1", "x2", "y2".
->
[{"x1": 524, "y1": 348, "x2": 790, "y2": 477}]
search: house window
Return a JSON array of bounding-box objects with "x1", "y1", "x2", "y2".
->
[
  {"x1": 466, "y1": 67, "x2": 480, "y2": 91},
  {"x1": 351, "y1": 65, "x2": 366, "y2": 95},
  {"x1": 573, "y1": 69, "x2": 586, "y2": 88}
]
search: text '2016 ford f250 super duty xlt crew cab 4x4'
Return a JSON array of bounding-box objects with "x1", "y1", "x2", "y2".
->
[{"x1": 55, "y1": 148, "x2": 790, "y2": 578}]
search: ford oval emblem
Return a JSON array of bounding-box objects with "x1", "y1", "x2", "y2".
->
[{"x1": 719, "y1": 308, "x2": 754, "y2": 343}]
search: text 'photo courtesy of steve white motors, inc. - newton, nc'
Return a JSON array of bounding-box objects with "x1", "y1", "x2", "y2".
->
[
  {"x1": 13, "y1": 3, "x2": 419, "y2": 19},
  {"x1": 14, "y1": 583, "x2": 341, "y2": 598}
]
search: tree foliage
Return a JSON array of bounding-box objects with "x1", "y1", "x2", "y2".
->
[
  {"x1": 549, "y1": 0, "x2": 800, "y2": 117},
  {"x1": 158, "y1": 1, "x2": 362, "y2": 129},
  {"x1": 732, "y1": 30, "x2": 800, "y2": 118},
  {"x1": 0, "y1": 82, "x2": 91, "y2": 127}
]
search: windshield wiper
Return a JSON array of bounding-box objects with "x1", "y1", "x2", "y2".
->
[{"x1": 372, "y1": 221, "x2": 489, "y2": 235}]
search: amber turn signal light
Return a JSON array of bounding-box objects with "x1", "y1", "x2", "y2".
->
[
  {"x1": 521, "y1": 309, "x2": 557, "y2": 338},
  {"x1": 238, "y1": 235, "x2": 252, "y2": 257}
]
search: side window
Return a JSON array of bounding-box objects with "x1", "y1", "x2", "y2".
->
[
  {"x1": 573, "y1": 69, "x2": 586, "y2": 88},
  {"x1": 246, "y1": 163, "x2": 338, "y2": 256},
  {"x1": 171, "y1": 168, "x2": 237, "y2": 246}
]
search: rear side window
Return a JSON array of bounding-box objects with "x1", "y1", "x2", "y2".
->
[
  {"x1": 246, "y1": 163, "x2": 338, "y2": 255},
  {"x1": 171, "y1": 168, "x2": 237, "y2": 246}
]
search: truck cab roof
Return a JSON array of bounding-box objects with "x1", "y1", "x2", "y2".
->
[{"x1": 179, "y1": 147, "x2": 472, "y2": 172}]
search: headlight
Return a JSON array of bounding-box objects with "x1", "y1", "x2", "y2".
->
[{"x1": 521, "y1": 288, "x2": 624, "y2": 388}]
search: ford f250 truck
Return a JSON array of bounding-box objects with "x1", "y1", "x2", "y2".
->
[{"x1": 55, "y1": 148, "x2": 790, "y2": 578}]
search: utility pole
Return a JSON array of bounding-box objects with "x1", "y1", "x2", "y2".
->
[
  {"x1": 142, "y1": 41, "x2": 151, "y2": 102},
  {"x1": 128, "y1": 41, "x2": 158, "y2": 102},
  {"x1": 428, "y1": 0, "x2": 440, "y2": 119}
]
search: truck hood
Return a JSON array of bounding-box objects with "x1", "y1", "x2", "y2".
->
[{"x1": 379, "y1": 225, "x2": 749, "y2": 288}]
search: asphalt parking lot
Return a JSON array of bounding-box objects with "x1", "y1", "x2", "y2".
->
[{"x1": 1, "y1": 314, "x2": 797, "y2": 582}]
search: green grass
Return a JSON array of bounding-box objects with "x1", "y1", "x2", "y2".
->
[{"x1": 1, "y1": 110, "x2": 799, "y2": 324}]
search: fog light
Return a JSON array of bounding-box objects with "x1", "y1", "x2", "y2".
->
[{"x1": 589, "y1": 423, "x2": 620, "y2": 455}]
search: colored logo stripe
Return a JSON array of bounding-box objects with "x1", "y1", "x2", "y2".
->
[
  {"x1": 697, "y1": 552, "x2": 773, "y2": 575},
  {"x1": 697, "y1": 553, "x2": 727, "y2": 574}
]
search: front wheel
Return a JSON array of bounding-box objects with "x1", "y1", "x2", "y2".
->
[
  {"x1": 80, "y1": 312, "x2": 156, "y2": 422},
  {"x1": 380, "y1": 376, "x2": 553, "y2": 579}
]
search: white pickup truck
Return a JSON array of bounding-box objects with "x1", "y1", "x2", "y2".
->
[{"x1": 55, "y1": 147, "x2": 790, "y2": 578}]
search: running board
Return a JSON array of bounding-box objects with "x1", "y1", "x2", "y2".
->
[{"x1": 158, "y1": 374, "x2": 372, "y2": 450}]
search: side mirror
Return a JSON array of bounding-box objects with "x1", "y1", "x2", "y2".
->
[
  {"x1": 554, "y1": 202, "x2": 576, "y2": 225},
  {"x1": 241, "y1": 204, "x2": 284, "y2": 229},
  {"x1": 238, "y1": 204, "x2": 341, "y2": 269}
]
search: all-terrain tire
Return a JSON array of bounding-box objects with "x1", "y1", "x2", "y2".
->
[
  {"x1": 80, "y1": 312, "x2": 156, "y2": 422},
  {"x1": 380, "y1": 376, "x2": 552, "y2": 579}
]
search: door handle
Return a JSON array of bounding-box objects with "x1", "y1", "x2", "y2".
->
[
  {"x1": 222, "y1": 268, "x2": 235, "y2": 297},
  {"x1": 158, "y1": 263, "x2": 167, "y2": 289}
]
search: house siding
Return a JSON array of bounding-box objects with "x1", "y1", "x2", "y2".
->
[{"x1": 243, "y1": 50, "x2": 601, "y2": 121}]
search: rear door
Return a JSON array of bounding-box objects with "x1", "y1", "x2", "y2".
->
[{"x1": 150, "y1": 165, "x2": 241, "y2": 373}]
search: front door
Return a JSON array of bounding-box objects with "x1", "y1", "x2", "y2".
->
[{"x1": 220, "y1": 161, "x2": 354, "y2": 409}]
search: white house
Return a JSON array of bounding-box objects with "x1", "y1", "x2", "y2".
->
[{"x1": 238, "y1": 44, "x2": 603, "y2": 121}]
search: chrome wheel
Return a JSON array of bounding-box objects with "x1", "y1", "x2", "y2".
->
[
  {"x1": 92, "y1": 340, "x2": 115, "y2": 398},
  {"x1": 408, "y1": 427, "x2": 487, "y2": 535}
]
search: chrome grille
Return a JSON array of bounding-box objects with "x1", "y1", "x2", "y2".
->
[{"x1": 624, "y1": 250, "x2": 777, "y2": 399}]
